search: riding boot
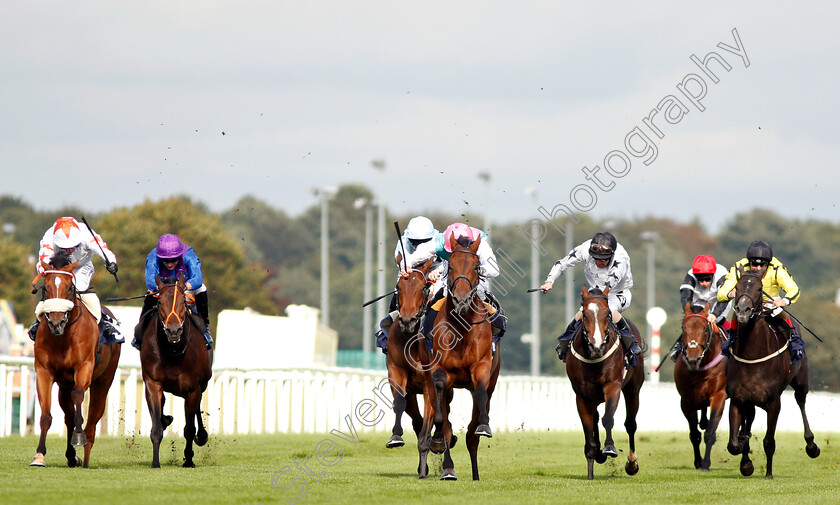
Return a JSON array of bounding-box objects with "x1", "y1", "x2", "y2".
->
[
  {"x1": 555, "y1": 319, "x2": 580, "y2": 362},
  {"x1": 28, "y1": 319, "x2": 39, "y2": 341},
  {"x1": 375, "y1": 310, "x2": 398, "y2": 355},
  {"x1": 789, "y1": 327, "x2": 805, "y2": 363},
  {"x1": 669, "y1": 340, "x2": 683, "y2": 362},
  {"x1": 721, "y1": 325, "x2": 737, "y2": 357},
  {"x1": 616, "y1": 317, "x2": 641, "y2": 356},
  {"x1": 99, "y1": 311, "x2": 122, "y2": 343},
  {"x1": 132, "y1": 294, "x2": 157, "y2": 351},
  {"x1": 195, "y1": 291, "x2": 213, "y2": 350}
]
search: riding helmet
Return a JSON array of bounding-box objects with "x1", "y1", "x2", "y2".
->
[
  {"x1": 404, "y1": 216, "x2": 437, "y2": 241},
  {"x1": 588, "y1": 232, "x2": 617, "y2": 260},
  {"x1": 156, "y1": 234, "x2": 187, "y2": 259},
  {"x1": 52, "y1": 217, "x2": 83, "y2": 249},
  {"x1": 691, "y1": 254, "x2": 717, "y2": 275},
  {"x1": 746, "y1": 240, "x2": 773, "y2": 263}
]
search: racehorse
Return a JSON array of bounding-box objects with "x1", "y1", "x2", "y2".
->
[
  {"x1": 29, "y1": 250, "x2": 121, "y2": 468},
  {"x1": 725, "y1": 268, "x2": 820, "y2": 478},
  {"x1": 385, "y1": 255, "x2": 444, "y2": 448},
  {"x1": 673, "y1": 302, "x2": 727, "y2": 471},
  {"x1": 565, "y1": 286, "x2": 644, "y2": 480},
  {"x1": 140, "y1": 274, "x2": 213, "y2": 467},
  {"x1": 417, "y1": 233, "x2": 500, "y2": 480}
]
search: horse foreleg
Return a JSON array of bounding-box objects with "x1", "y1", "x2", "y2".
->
[
  {"x1": 195, "y1": 406, "x2": 209, "y2": 447},
  {"x1": 416, "y1": 387, "x2": 435, "y2": 479},
  {"x1": 680, "y1": 398, "x2": 702, "y2": 469},
  {"x1": 737, "y1": 403, "x2": 755, "y2": 477},
  {"x1": 144, "y1": 380, "x2": 165, "y2": 468},
  {"x1": 70, "y1": 362, "x2": 94, "y2": 448},
  {"x1": 82, "y1": 347, "x2": 120, "y2": 468},
  {"x1": 431, "y1": 369, "x2": 456, "y2": 480},
  {"x1": 183, "y1": 390, "x2": 201, "y2": 468},
  {"x1": 727, "y1": 401, "x2": 745, "y2": 456},
  {"x1": 792, "y1": 360, "x2": 820, "y2": 459},
  {"x1": 600, "y1": 382, "x2": 621, "y2": 460},
  {"x1": 702, "y1": 391, "x2": 727, "y2": 471},
  {"x1": 388, "y1": 387, "x2": 408, "y2": 448},
  {"x1": 575, "y1": 395, "x2": 598, "y2": 480},
  {"x1": 30, "y1": 371, "x2": 54, "y2": 466},
  {"x1": 621, "y1": 381, "x2": 641, "y2": 476},
  {"x1": 406, "y1": 393, "x2": 423, "y2": 440},
  {"x1": 763, "y1": 397, "x2": 782, "y2": 479},
  {"x1": 57, "y1": 385, "x2": 79, "y2": 468}
]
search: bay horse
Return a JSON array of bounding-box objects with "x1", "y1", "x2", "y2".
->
[
  {"x1": 385, "y1": 255, "x2": 446, "y2": 449},
  {"x1": 140, "y1": 273, "x2": 213, "y2": 467},
  {"x1": 725, "y1": 268, "x2": 820, "y2": 478},
  {"x1": 565, "y1": 286, "x2": 644, "y2": 480},
  {"x1": 673, "y1": 302, "x2": 727, "y2": 471},
  {"x1": 417, "y1": 233, "x2": 500, "y2": 480},
  {"x1": 29, "y1": 250, "x2": 121, "y2": 468}
]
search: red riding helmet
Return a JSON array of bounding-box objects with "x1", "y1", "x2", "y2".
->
[{"x1": 691, "y1": 254, "x2": 717, "y2": 275}]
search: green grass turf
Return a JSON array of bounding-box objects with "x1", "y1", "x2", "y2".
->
[{"x1": 0, "y1": 430, "x2": 838, "y2": 505}]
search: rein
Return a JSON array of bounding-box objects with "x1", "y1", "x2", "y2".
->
[
  {"x1": 37, "y1": 269, "x2": 85, "y2": 330},
  {"x1": 679, "y1": 313, "x2": 724, "y2": 370},
  {"x1": 157, "y1": 283, "x2": 191, "y2": 356},
  {"x1": 731, "y1": 271, "x2": 789, "y2": 364},
  {"x1": 446, "y1": 248, "x2": 492, "y2": 326}
]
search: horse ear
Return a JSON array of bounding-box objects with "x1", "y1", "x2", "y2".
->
[
  {"x1": 395, "y1": 252, "x2": 403, "y2": 266},
  {"x1": 703, "y1": 302, "x2": 710, "y2": 315},
  {"x1": 684, "y1": 301, "x2": 692, "y2": 314},
  {"x1": 581, "y1": 285, "x2": 589, "y2": 299},
  {"x1": 448, "y1": 231, "x2": 459, "y2": 252},
  {"x1": 419, "y1": 257, "x2": 434, "y2": 274},
  {"x1": 470, "y1": 234, "x2": 481, "y2": 252},
  {"x1": 65, "y1": 261, "x2": 78, "y2": 272},
  {"x1": 155, "y1": 274, "x2": 163, "y2": 289},
  {"x1": 603, "y1": 285, "x2": 610, "y2": 297},
  {"x1": 178, "y1": 272, "x2": 186, "y2": 285}
]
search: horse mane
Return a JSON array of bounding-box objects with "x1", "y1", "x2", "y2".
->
[
  {"x1": 160, "y1": 276, "x2": 178, "y2": 286},
  {"x1": 688, "y1": 305, "x2": 705, "y2": 315},
  {"x1": 50, "y1": 249, "x2": 73, "y2": 269},
  {"x1": 455, "y1": 235, "x2": 473, "y2": 249},
  {"x1": 587, "y1": 287, "x2": 605, "y2": 297}
]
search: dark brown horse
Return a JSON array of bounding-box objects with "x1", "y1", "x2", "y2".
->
[
  {"x1": 417, "y1": 233, "x2": 500, "y2": 481},
  {"x1": 29, "y1": 251, "x2": 121, "y2": 468},
  {"x1": 565, "y1": 286, "x2": 644, "y2": 480},
  {"x1": 726, "y1": 269, "x2": 820, "y2": 478},
  {"x1": 674, "y1": 302, "x2": 727, "y2": 471},
  {"x1": 385, "y1": 255, "x2": 433, "y2": 448},
  {"x1": 140, "y1": 274, "x2": 213, "y2": 467}
]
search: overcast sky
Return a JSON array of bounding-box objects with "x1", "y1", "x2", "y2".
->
[{"x1": 2, "y1": 2, "x2": 838, "y2": 235}]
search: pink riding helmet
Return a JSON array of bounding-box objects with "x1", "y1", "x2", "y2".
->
[{"x1": 443, "y1": 223, "x2": 480, "y2": 253}]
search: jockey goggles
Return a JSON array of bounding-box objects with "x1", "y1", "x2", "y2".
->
[
  {"x1": 589, "y1": 243, "x2": 614, "y2": 257},
  {"x1": 749, "y1": 258, "x2": 768, "y2": 267},
  {"x1": 695, "y1": 274, "x2": 713, "y2": 282}
]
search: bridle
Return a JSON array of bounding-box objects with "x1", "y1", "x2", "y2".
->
[
  {"x1": 395, "y1": 270, "x2": 432, "y2": 321},
  {"x1": 570, "y1": 293, "x2": 622, "y2": 364},
  {"x1": 447, "y1": 248, "x2": 480, "y2": 303},
  {"x1": 734, "y1": 271, "x2": 764, "y2": 321},
  {"x1": 157, "y1": 281, "x2": 194, "y2": 354},
  {"x1": 37, "y1": 269, "x2": 84, "y2": 331},
  {"x1": 680, "y1": 313, "x2": 720, "y2": 365}
]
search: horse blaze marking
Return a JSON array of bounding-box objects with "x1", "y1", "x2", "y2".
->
[{"x1": 587, "y1": 302, "x2": 603, "y2": 347}]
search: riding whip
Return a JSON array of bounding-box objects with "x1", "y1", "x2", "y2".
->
[
  {"x1": 394, "y1": 221, "x2": 408, "y2": 271},
  {"x1": 760, "y1": 289, "x2": 824, "y2": 343},
  {"x1": 654, "y1": 334, "x2": 682, "y2": 372},
  {"x1": 362, "y1": 290, "x2": 397, "y2": 308},
  {"x1": 105, "y1": 292, "x2": 156, "y2": 302},
  {"x1": 80, "y1": 216, "x2": 119, "y2": 283}
]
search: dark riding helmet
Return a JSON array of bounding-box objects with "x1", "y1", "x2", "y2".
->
[
  {"x1": 589, "y1": 232, "x2": 617, "y2": 260},
  {"x1": 746, "y1": 240, "x2": 773, "y2": 266}
]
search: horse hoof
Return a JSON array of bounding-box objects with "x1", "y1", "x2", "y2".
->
[
  {"x1": 183, "y1": 460, "x2": 196, "y2": 468},
  {"x1": 195, "y1": 430, "x2": 208, "y2": 447},
  {"x1": 727, "y1": 443, "x2": 740, "y2": 456},
  {"x1": 602, "y1": 445, "x2": 618, "y2": 458},
  {"x1": 625, "y1": 460, "x2": 639, "y2": 476},
  {"x1": 806, "y1": 444, "x2": 821, "y2": 459},
  {"x1": 740, "y1": 461, "x2": 754, "y2": 477},
  {"x1": 29, "y1": 453, "x2": 45, "y2": 467},
  {"x1": 699, "y1": 467, "x2": 710, "y2": 473},
  {"x1": 386, "y1": 435, "x2": 405, "y2": 449},
  {"x1": 162, "y1": 415, "x2": 174, "y2": 429},
  {"x1": 450, "y1": 435, "x2": 458, "y2": 449},
  {"x1": 430, "y1": 437, "x2": 446, "y2": 454},
  {"x1": 475, "y1": 424, "x2": 493, "y2": 438},
  {"x1": 71, "y1": 431, "x2": 87, "y2": 447},
  {"x1": 595, "y1": 452, "x2": 608, "y2": 464},
  {"x1": 440, "y1": 469, "x2": 458, "y2": 481}
]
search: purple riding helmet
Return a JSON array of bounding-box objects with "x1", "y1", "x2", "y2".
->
[{"x1": 156, "y1": 234, "x2": 187, "y2": 260}]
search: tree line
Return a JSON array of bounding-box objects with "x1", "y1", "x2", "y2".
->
[{"x1": 2, "y1": 190, "x2": 840, "y2": 391}]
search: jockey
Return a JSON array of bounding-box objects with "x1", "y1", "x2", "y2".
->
[
  {"x1": 375, "y1": 216, "x2": 440, "y2": 354},
  {"x1": 132, "y1": 234, "x2": 213, "y2": 350},
  {"x1": 669, "y1": 254, "x2": 731, "y2": 361},
  {"x1": 28, "y1": 217, "x2": 121, "y2": 342},
  {"x1": 717, "y1": 240, "x2": 804, "y2": 362},
  {"x1": 539, "y1": 231, "x2": 641, "y2": 365},
  {"x1": 409, "y1": 223, "x2": 505, "y2": 345}
]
